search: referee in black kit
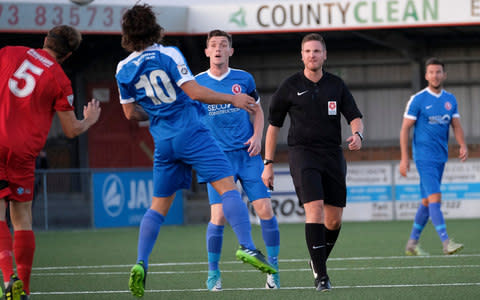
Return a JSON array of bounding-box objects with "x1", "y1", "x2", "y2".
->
[{"x1": 262, "y1": 33, "x2": 364, "y2": 292}]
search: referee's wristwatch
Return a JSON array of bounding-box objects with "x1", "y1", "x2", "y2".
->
[
  {"x1": 355, "y1": 131, "x2": 364, "y2": 141},
  {"x1": 263, "y1": 159, "x2": 274, "y2": 165}
]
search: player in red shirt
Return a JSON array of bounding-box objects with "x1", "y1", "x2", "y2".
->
[{"x1": 0, "y1": 25, "x2": 101, "y2": 299}]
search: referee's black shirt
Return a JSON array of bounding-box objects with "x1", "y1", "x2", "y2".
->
[{"x1": 269, "y1": 71, "x2": 362, "y2": 148}]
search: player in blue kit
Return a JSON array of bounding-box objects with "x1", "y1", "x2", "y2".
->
[
  {"x1": 115, "y1": 5, "x2": 276, "y2": 298},
  {"x1": 400, "y1": 57, "x2": 468, "y2": 256},
  {"x1": 196, "y1": 30, "x2": 280, "y2": 290}
]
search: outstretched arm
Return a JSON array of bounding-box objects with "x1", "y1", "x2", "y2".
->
[
  {"x1": 180, "y1": 80, "x2": 255, "y2": 113},
  {"x1": 57, "y1": 99, "x2": 101, "y2": 138}
]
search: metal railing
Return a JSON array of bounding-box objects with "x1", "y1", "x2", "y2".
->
[
  {"x1": 33, "y1": 169, "x2": 93, "y2": 230},
  {"x1": 32, "y1": 168, "x2": 207, "y2": 230}
]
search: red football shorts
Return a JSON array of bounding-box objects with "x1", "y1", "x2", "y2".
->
[{"x1": 0, "y1": 146, "x2": 35, "y2": 202}]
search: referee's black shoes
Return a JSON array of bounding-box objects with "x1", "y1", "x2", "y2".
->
[
  {"x1": 309, "y1": 260, "x2": 332, "y2": 292},
  {"x1": 315, "y1": 276, "x2": 332, "y2": 292}
]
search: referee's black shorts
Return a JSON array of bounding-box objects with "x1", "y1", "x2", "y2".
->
[{"x1": 288, "y1": 146, "x2": 347, "y2": 207}]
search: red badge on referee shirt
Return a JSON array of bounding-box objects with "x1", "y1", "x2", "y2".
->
[{"x1": 328, "y1": 101, "x2": 337, "y2": 115}]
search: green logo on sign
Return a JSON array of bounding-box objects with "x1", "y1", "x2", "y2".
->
[{"x1": 229, "y1": 7, "x2": 247, "y2": 27}]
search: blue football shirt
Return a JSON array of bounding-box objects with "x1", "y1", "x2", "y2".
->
[
  {"x1": 115, "y1": 44, "x2": 202, "y2": 139},
  {"x1": 195, "y1": 68, "x2": 259, "y2": 151},
  {"x1": 404, "y1": 88, "x2": 460, "y2": 162}
]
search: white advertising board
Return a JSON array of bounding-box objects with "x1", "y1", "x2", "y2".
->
[
  {"x1": 247, "y1": 166, "x2": 305, "y2": 223},
  {"x1": 247, "y1": 160, "x2": 480, "y2": 223},
  {"x1": 344, "y1": 163, "x2": 393, "y2": 221}
]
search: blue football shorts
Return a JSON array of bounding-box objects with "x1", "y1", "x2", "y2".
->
[
  {"x1": 415, "y1": 160, "x2": 445, "y2": 199},
  {"x1": 152, "y1": 124, "x2": 233, "y2": 197},
  {"x1": 201, "y1": 149, "x2": 270, "y2": 205}
]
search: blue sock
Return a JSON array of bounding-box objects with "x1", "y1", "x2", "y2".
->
[
  {"x1": 429, "y1": 202, "x2": 449, "y2": 242},
  {"x1": 206, "y1": 222, "x2": 224, "y2": 271},
  {"x1": 260, "y1": 216, "x2": 280, "y2": 266},
  {"x1": 409, "y1": 203, "x2": 429, "y2": 240},
  {"x1": 221, "y1": 190, "x2": 255, "y2": 249},
  {"x1": 137, "y1": 209, "x2": 165, "y2": 270}
]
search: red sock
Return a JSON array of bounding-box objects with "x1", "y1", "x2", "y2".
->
[
  {"x1": 13, "y1": 230, "x2": 35, "y2": 294},
  {"x1": 0, "y1": 221, "x2": 14, "y2": 283}
]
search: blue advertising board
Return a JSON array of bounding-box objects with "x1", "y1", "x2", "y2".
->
[
  {"x1": 394, "y1": 161, "x2": 480, "y2": 219},
  {"x1": 396, "y1": 183, "x2": 480, "y2": 202},
  {"x1": 93, "y1": 171, "x2": 183, "y2": 228},
  {"x1": 347, "y1": 185, "x2": 393, "y2": 202}
]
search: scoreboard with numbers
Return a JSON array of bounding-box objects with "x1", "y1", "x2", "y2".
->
[{"x1": 0, "y1": 1, "x2": 187, "y2": 34}]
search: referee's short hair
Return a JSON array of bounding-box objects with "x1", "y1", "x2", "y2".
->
[
  {"x1": 301, "y1": 33, "x2": 326, "y2": 51},
  {"x1": 425, "y1": 57, "x2": 445, "y2": 71}
]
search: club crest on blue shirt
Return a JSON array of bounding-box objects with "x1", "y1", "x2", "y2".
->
[
  {"x1": 232, "y1": 84, "x2": 242, "y2": 94},
  {"x1": 444, "y1": 101, "x2": 452, "y2": 110},
  {"x1": 328, "y1": 101, "x2": 337, "y2": 115}
]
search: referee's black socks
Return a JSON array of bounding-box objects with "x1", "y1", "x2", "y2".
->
[
  {"x1": 325, "y1": 225, "x2": 341, "y2": 259},
  {"x1": 305, "y1": 223, "x2": 327, "y2": 279}
]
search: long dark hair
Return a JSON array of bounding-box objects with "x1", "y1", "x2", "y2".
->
[{"x1": 121, "y1": 4, "x2": 164, "y2": 52}]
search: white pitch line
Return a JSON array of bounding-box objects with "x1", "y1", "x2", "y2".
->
[
  {"x1": 30, "y1": 282, "x2": 480, "y2": 296},
  {"x1": 31, "y1": 264, "x2": 480, "y2": 277},
  {"x1": 32, "y1": 254, "x2": 480, "y2": 271},
  {"x1": 327, "y1": 254, "x2": 480, "y2": 261}
]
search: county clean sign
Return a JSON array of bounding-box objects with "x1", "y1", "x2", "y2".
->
[
  {"x1": 188, "y1": 0, "x2": 480, "y2": 33},
  {"x1": 93, "y1": 171, "x2": 183, "y2": 228}
]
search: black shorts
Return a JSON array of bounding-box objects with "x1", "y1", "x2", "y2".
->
[{"x1": 288, "y1": 146, "x2": 347, "y2": 207}]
